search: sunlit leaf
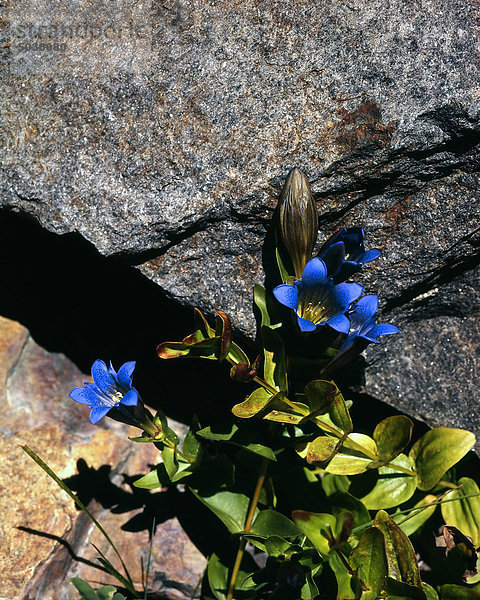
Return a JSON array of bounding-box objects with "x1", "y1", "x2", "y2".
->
[
  {"x1": 190, "y1": 488, "x2": 253, "y2": 534},
  {"x1": 329, "y1": 491, "x2": 371, "y2": 529},
  {"x1": 409, "y1": 428, "x2": 475, "y2": 491},
  {"x1": 261, "y1": 326, "x2": 287, "y2": 391},
  {"x1": 329, "y1": 550, "x2": 358, "y2": 599},
  {"x1": 394, "y1": 494, "x2": 437, "y2": 537},
  {"x1": 349, "y1": 527, "x2": 387, "y2": 600},
  {"x1": 326, "y1": 434, "x2": 377, "y2": 475},
  {"x1": 360, "y1": 454, "x2": 417, "y2": 510},
  {"x1": 373, "y1": 510, "x2": 423, "y2": 590},
  {"x1": 232, "y1": 387, "x2": 274, "y2": 418},
  {"x1": 207, "y1": 553, "x2": 229, "y2": 600},
  {"x1": 275, "y1": 246, "x2": 291, "y2": 284},
  {"x1": 306, "y1": 435, "x2": 339, "y2": 464},
  {"x1": 439, "y1": 584, "x2": 480, "y2": 599},
  {"x1": 251, "y1": 510, "x2": 299, "y2": 539},
  {"x1": 292, "y1": 510, "x2": 336, "y2": 557},
  {"x1": 371, "y1": 415, "x2": 413, "y2": 467},
  {"x1": 328, "y1": 388, "x2": 353, "y2": 434},
  {"x1": 441, "y1": 478, "x2": 480, "y2": 548},
  {"x1": 303, "y1": 380, "x2": 337, "y2": 418},
  {"x1": 384, "y1": 577, "x2": 427, "y2": 599},
  {"x1": 197, "y1": 423, "x2": 277, "y2": 461}
]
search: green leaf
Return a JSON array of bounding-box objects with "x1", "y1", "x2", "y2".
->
[
  {"x1": 329, "y1": 491, "x2": 371, "y2": 529},
  {"x1": 394, "y1": 494, "x2": 438, "y2": 537},
  {"x1": 162, "y1": 446, "x2": 178, "y2": 479},
  {"x1": 207, "y1": 553, "x2": 229, "y2": 600},
  {"x1": 182, "y1": 420, "x2": 202, "y2": 463},
  {"x1": 385, "y1": 577, "x2": 427, "y2": 599},
  {"x1": 441, "y1": 477, "x2": 480, "y2": 547},
  {"x1": 190, "y1": 488, "x2": 253, "y2": 534},
  {"x1": 197, "y1": 423, "x2": 277, "y2": 461},
  {"x1": 254, "y1": 283, "x2": 272, "y2": 328},
  {"x1": 292, "y1": 510, "x2": 336, "y2": 557},
  {"x1": 71, "y1": 579, "x2": 126, "y2": 600},
  {"x1": 328, "y1": 388, "x2": 353, "y2": 434},
  {"x1": 133, "y1": 465, "x2": 165, "y2": 489},
  {"x1": 261, "y1": 326, "x2": 287, "y2": 391},
  {"x1": 322, "y1": 473, "x2": 350, "y2": 497},
  {"x1": 439, "y1": 584, "x2": 480, "y2": 599},
  {"x1": 326, "y1": 434, "x2": 377, "y2": 475},
  {"x1": 349, "y1": 527, "x2": 388, "y2": 600},
  {"x1": 371, "y1": 416, "x2": 413, "y2": 467},
  {"x1": 373, "y1": 510, "x2": 423, "y2": 590},
  {"x1": 306, "y1": 435, "x2": 339, "y2": 464},
  {"x1": 360, "y1": 454, "x2": 417, "y2": 510},
  {"x1": 422, "y1": 583, "x2": 439, "y2": 600},
  {"x1": 303, "y1": 380, "x2": 337, "y2": 417},
  {"x1": 71, "y1": 579, "x2": 101, "y2": 600},
  {"x1": 251, "y1": 510, "x2": 299, "y2": 538},
  {"x1": 232, "y1": 387, "x2": 274, "y2": 418},
  {"x1": 264, "y1": 536, "x2": 299, "y2": 557},
  {"x1": 329, "y1": 550, "x2": 358, "y2": 600},
  {"x1": 157, "y1": 336, "x2": 220, "y2": 360},
  {"x1": 275, "y1": 246, "x2": 291, "y2": 283},
  {"x1": 409, "y1": 428, "x2": 475, "y2": 491},
  {"x1": 214, "y1": 309, "x2": 232, "y2": 362}
]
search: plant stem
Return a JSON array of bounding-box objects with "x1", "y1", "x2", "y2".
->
[{"x1": 226, "y1": 457, "x2": 270, "y2": 600}]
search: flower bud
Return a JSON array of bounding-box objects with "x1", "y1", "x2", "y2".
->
[{"x1": 278, "y1": 168, "x2": 318, "y2": 279}]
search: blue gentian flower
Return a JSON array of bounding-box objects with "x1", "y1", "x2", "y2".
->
[
  {"x1": 324, "y1": 295, "x2": 399, "y2": 371},
  {"x1": 70, "y1": 360, "x2": 140, "y2": 424},
  {"x1": 273, "y1": 257, "x2": 363, "y2": 333},
  {"x1": 318, "y1": 227, "x2": 381, "y2": 283}
]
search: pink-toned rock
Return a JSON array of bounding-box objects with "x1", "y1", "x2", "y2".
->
[{"x1": 0, "y1": 315, "x2": 205, "y2": 600}]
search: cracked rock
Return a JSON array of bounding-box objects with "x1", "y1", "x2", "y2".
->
[{"x1": 0, "y1": 1, "x2": 479, "y2": 441}]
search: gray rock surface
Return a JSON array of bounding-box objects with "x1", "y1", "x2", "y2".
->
[{"x1": 1, "y1": 1, "x2": 479, "y2": 438}]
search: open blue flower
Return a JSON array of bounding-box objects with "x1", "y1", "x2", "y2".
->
[
  {"x1": 70, "y1": 360, "x2": 140, "y2": 424},
  {"x1": 273, "y1": 257, "x2": 363, "y2": 333},
  {"x1": 318, "y1": 227, "x2": 381, "y2": 283},
  {"x1": 324, "y1": 295, "x2": 399, "y2": 371}
]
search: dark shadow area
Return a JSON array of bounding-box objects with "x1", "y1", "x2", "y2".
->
[
  {"x1": 0, "y1": 209, "x2": 247, "y2": 425},
  {"x1": 61, "y1": 457, "x2": 238, "y2": 563},
  {"x1": 17, "y1": 526, "x2": 107, "y2": 572}
]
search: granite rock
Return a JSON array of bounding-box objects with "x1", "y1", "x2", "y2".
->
[{"x1": 0, "y1": 2, "x2": 479, "y2": 439}]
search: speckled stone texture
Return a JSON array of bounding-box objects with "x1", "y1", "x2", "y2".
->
[
  {"x1": 0, "y1": 316, "x2": 205, "y2": 600},
  {"x1": 1, "y1": 2, "x2": 479, "y2": 438}
]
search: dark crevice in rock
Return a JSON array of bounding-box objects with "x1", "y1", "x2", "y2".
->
[
  {"x1": 383, "y1": 247, "x2": 480, "y2": 316},
  {"x1": 0, "y1": 209, "x2": 250, "y2": 426}
]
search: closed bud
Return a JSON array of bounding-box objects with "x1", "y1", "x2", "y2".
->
[{"x1": 278, "y1": 168, "x2": 318, "y2": 279}]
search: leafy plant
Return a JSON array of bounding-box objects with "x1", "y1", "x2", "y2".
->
[{"x1": 24, "y1": 168, "x2": 480, "y2": 599}]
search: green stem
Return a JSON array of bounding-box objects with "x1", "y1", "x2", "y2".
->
[{"x1": 226, "y1": 457, "x2": 270, "y2": 600}]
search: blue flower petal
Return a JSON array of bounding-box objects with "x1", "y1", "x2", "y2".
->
[
  {"x1": 297, "y1": 316, "x2": 317, "y2": 332},
  {"x1": 350, "y1": 295, "x2": 379, "y2": 329},
  {"x1": 301, "y1": 257, "x2": 328, "y2": 288},
  {"x1": 121, "y1": 389, "x2": 139, "y2": 407},
  {"x1": 325, "y1": 313, "x2": 350, "y2": 333},
  {"x1": 359, "y1": 248, "x2": 381, "y2": 264},
  {"x1": 319, "y1": 242, "x2": 345, "y2": 276},
  {"x1": 70, "y1": 385, "x2": 99, "y2": 406},
  {"x1": 368, "y1": 324, "x2": 400, "y2": 339},
  {"x1": 117, "y1": 361, "x2": 136, "y2": 388},
  {"x1": 273, "y1": 284, "x2": 299, "y2": 310},
  {"x1": 333, "y1": 282, "x2": 363, "y2": 310},
  {"x1": 335, "y1": 261, "x2": 361, "y2": 283},
  {"x1": 89, "y1": 405, "x2": 112, "y2": 424},
  {"x1": 91, "y1": 360, "x2": 116, "y2": 391}
]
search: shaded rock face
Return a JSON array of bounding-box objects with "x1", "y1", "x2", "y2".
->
[
  {"x1": 0, "y1": 3, "x2": 479, "y2": 447},
  {"x1": 0, "y1": 315, "x2": 205, "y2": 600}
]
